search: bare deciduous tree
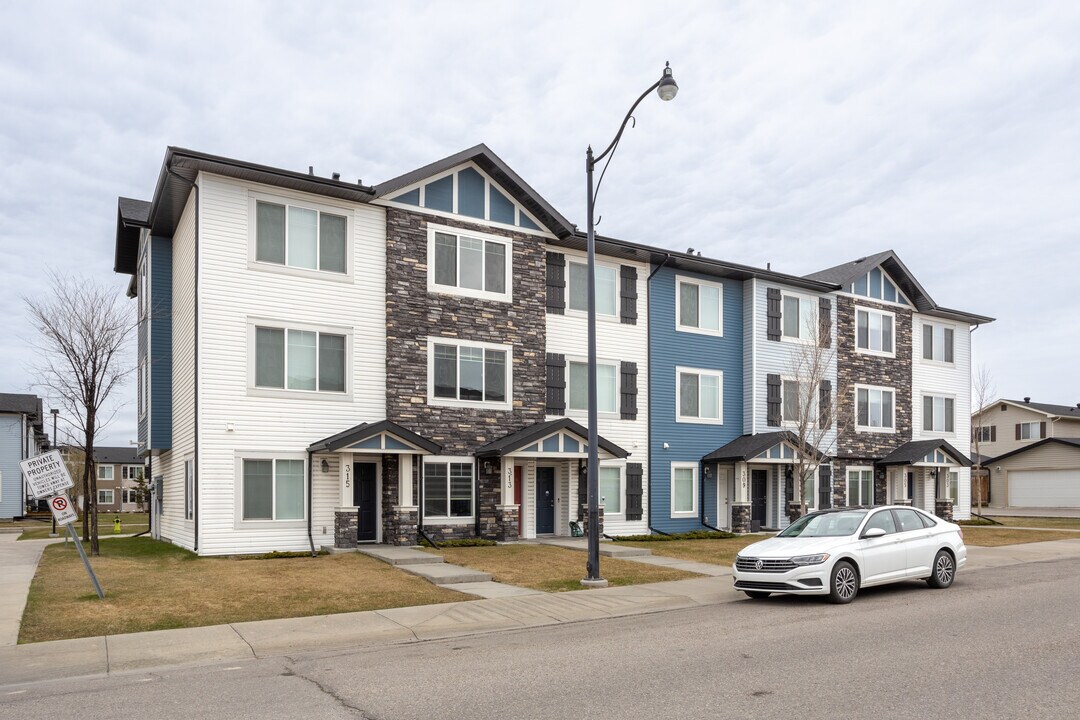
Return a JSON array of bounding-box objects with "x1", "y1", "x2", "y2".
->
[
  {"x1": 971, "y1": 365, "x2": 996, "y2": 515},
  {"x1": 25, "y1": 271, "x2": 134, "y2": 555}
]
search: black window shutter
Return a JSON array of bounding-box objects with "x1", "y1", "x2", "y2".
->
[
  {"x1": 991, "y1": 426, "x2": 997, "y2": 442},
  {"x1": 818, "y1": 465, "x2": 832, "y2": 509},
  {"x1": 819, "y1": 297, "x2": 832, "y2": 348},
  {"x1": 819, "y1": 380, "x2": 832, "y2": 429},
  {"x1": 620, "y1": 361, "x2": 638, "y2": 420},
  {"x1": 1015, "y1": 423, "x2": 1021, "y2": 441},
  {"x1": 546, "y1": 251, "x2": 565, "y2": 314},
  {"x1": 767, "y1": 374, "x2": 782, "y2": 427},
  {"x1": 620, "y1": 265, "x2": 638, "y2": 325},
  {"x1": 767, "y1": 288, "x2": 782, "y2": 341},
  {"x1": 1040, "y1": 421, "x2": 1047, "y2": 439},
  {"x1": 546, "y1": 353, "x2": 566, "y2": 414},
  {"x1": 625, "y1": 463, "x2": 643, "y2": 521}
]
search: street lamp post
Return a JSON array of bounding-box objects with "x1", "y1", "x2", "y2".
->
[
  {"x1": 582, "y1": 63, "x2": 678, "y2": 586},
  {"x1": 51, "y1": 408, "x2": 59, "y2": 536}
]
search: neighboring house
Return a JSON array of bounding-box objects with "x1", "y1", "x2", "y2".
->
[
  {"x1": 0, "y1": 393, "x2": 48, "y2": 520},
  {"x1": 91, "y1": 447, "x2": 144, "y2": 513},
  {"x1": 804, "y1": 251, "x2": 991, "y2": 521},
  {"x1": 971, "y1": 398, "x2": 1080, "y2": 508}
]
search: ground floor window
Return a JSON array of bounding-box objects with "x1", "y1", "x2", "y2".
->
[
  {"x1": 846, "y1": 468, "x2": 873, "y2": 506},
  {"x1": 242, "y1": 459, "x2": 305, "y2": 521},
  {"x1": 802, "y1": 472, "x2": 816, "y2": 511},
  {"x1": 671, "y1": 463, "x2": 697, "y2": 516},
  {"x1": 122, "y1": 488, "x2": 138, "y2": 504},
  {"x1": 599, "y1": 466, "x2": 622, "y2": 514},
  {"x1": 424, "y1": 460, "x2": 474, "y2": 518},
  {"x1": 945, "y1": 470, "x2": 959, "y2": 504},
  {"x1": 97, "y1": 489, "x2": 114, "y2": 505}
]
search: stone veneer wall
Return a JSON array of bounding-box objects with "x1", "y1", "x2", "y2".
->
[{"x1": 385, "y1": 208, "x2": 548, "y2": 538}]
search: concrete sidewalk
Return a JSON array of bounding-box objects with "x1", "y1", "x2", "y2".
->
[
  {"x1": 0, "y1": 536, "x2": 57, "y2": 647},
  {"x1": 3, "y1": 537, "x2": 1078, "y2": 688}
]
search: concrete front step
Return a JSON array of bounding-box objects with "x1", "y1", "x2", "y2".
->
[
  {"x1": 400, "y1": 562, "x2": 492, "y2": 585},
  {"x1": 356, "y1": 545, "x2": 444, "y2": 566}
]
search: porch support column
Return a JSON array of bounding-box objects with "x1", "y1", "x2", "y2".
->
[
  {"x1": 399, "y1": 454, "x2": 413, "y2": 507},
  {"x1": 731, "y1": 462, "x2": 751, "y2": 533}
]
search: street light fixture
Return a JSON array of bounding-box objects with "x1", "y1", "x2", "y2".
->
[{"x1": 582, "y1": 62, "x2": 679, "y2": 587}]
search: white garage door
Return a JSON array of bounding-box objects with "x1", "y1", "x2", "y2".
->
[{"x1": 1009, "y1": 469, "x2": 1080, "y2": 508}]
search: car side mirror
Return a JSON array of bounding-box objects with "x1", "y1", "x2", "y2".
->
[{"x1": 862, "y1": 527, "x2": 887, "y2": 539}]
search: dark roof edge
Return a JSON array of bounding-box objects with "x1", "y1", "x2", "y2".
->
[
  {"x1": 923, "y1": 306, "x2": 995, "y2": 325},
  {"x1": 984, "y1": 437, "x2": 1080, "y2": 464}
]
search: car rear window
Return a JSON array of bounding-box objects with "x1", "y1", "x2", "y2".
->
[
  {"x1": 894, "y1": 508, "x2": 925, "y2": 532},
  {"x1": 918, "y1": 512, "x2": 938, "y2": 529}
]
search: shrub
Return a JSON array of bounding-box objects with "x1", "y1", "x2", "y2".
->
[
  {"x1": 610, "y1": 530, "x2": 736, "y2": 542},
  {"x1": 419, "y1": 537, "x2": 498, "y2": 548}
]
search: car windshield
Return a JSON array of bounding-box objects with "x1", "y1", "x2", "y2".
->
[{"x1": 779, "y1": 510, "x2": 868, "y2": 538}]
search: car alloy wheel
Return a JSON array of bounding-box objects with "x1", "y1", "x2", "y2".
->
[
  {"x1": 927, "y1": 550, "x2": 955, "y2": 589},
  {"x1": 829, "y1": 561, "x2": 858, "y2": 604}
]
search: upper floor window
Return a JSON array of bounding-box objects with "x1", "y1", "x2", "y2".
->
[
  {"x1": 975, "y1": 426, "x2": 994, "y2": 443},
  {"x1": 121, "y1": 465, "x2": 143, "y2": 481},
  {"x1": 922, "y1": 394, "x2": 955, "y2": 433},
  {"x1": 922, "y1": 323, "x2": 954, "y2": 363},
  {"x1": 255, "y1": 326, "x2": 347, "y2": 393},
  {"x1": 1017, "y1": 421, "x2": 1041, "y2": 440},
  {"x1": 677, "y1": 368, "x2": 722, "y2": 423},
  {"x1": 782, "y1": 379, "x2": 813, "y2": 423},
  {"x1": 98, "y1": 465, "x2": 115, "y2": 481},
  {"x1": 856, "y1": 308, "x2": 894, "y2": 355},
  {"x1": 430, "y1": 339, "x2": 510, "y2": 408},
  {"x1": 138, "y1": 359, "x2": 147, "y2": 419},
  {"x1": 568, "y1": 260, "x2": 617, "y2": 316},
  {"x1": 255, "y1": 200, "x2": 347, "y2": 274},
  {"x1": 850, "y1": 266, "x2": 909, "y2": 305},
  {"x1": 568, "y1": 360, "x2": 617, "y2": 414},
  {"x1": 387, "y1": 166, "x2": 543, "y2": 231},
  {"x1": 677, "y1": 278, "x2": 722, "y2": 335},
  {"x1": 782, "y1": 293, "x2": 816, "y2": 341},
  {"x1": 856, "y1": 385, "x2": 895, "y2": 431},
  {"x1": 429, "y1": 227, "x2": 510, "y2": 301}
]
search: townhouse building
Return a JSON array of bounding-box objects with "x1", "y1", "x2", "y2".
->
[
  {"x1": 88, "y1": 447, "x2": 144, "y2": 513},
  {"x1": 1, "y1": 393, "x2": 48, "y2": 520}
]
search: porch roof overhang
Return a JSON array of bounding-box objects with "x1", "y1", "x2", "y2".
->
[
  {"x1": 878, "y1": 439, "x2": 973, "y2": 467},
  {"x1": 474, "y1": 418, "x2": 630, "y2": 459},
  {"x1": 702, "y1": 431, "x2": 826, "y2": 463},
  {"x1": 307, "y1": 420, "x2": 442, "y2": 455}
]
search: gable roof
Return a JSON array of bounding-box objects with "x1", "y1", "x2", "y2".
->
[
  {"x1": 986, "y1": 437, "x2": 1080, "y2": 464},
  {"x1": 474, "y1": 418, "x2": 629, "y2": 458},
  {"x1": 307, "y1": 420, "x2": 442, "y2": 455},
  {"x1": 980, "y1": 398, "x2": 1080, "y2": 420},
  {"x1": 0, "y1": 393, "x2": 42, "y2": 424},
  {"x1": 702, "y1": 431, "x2": 825, "y2": 462},
  {"x1": 878, "y1": 439, "x2": 973, "y2": 467},
  {"x1": 94, "y1": 446, "x2": 142, "y2": 464},
  {"x1": 373, "y1": 143, "x2": 576, "y2": 239}
]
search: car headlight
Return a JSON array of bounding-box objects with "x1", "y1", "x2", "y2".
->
[{"x1": 790, "y1": 554, "x2": 830, "y2": 566}]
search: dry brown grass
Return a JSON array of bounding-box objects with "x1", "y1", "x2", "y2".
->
[
  {"x1": 615, "y1": 535, "x2": 769, "y2": 566},
  {"x1": 19, "y1": 538, "x2": 464, "y2": 644},
  {"x1": 433, "y1": 544, "x2": 697, "y2": 591},
  {"x1": 980, "y1": 516, "x2": 1080, "y2": 530},
  {"x1": 960, "y1": 527, "x2": 1078, "y2": 547}
]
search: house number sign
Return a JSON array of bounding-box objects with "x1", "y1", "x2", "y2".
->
[
  {"x1": 505, "y1": 465, "x2": 513, "y2": 492},
  {"x1": 344, "y1": 464, "x2": 351, "y2": 488}
]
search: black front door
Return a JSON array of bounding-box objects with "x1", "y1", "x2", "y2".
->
[
  {"x1": 354, "y1": 462, "x2": 378, "y2": 542},
  {"x1": 907, "y1": 471, "x2": 915, "y2": 503},
  {"x1": 537, "y1": 467, "x2": 556, "y2": 534},
  {"x1": 751, "y1": 469, "x2": 768, "y2": 532}
]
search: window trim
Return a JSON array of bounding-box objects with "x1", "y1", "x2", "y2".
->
[
  {"x1": 247, "y1": 319, "x2": 352, "y2": 400},
  {"x1": 598, "y1": 465, "x2": 625, "y2": 516},
  {"x1": 425, "y1": 223, "x2": 513, "y2": 303},
  {"x1": 1018, "y1": 421, "x2": 1041, "y2": 441},
  {"x1": 670, "y1": 462, "x2": 699, "y2": 518},
  {"x1": 854, "y1": 306, "x2": 896, "y2": 358},
  {"x1": 675, "y1": 276, "x2": 724, "y2": 336},
  {"x1": 565, "y1": 256, "x2": 620, "y2": 319},
  {"x1": 780, "y1": 290, "x2": 818, "y2": 343},
  {"x1": 921, "y1": 393, "x2": 956, "y2": 435},
  {"x1": 780, "y1": 376, "x2": 817, "y2": 426},
  {"x1": 920, "y1": 321, "x2": 957, "y2": 365},
  {"x1": 426, "y1": 337, "x2": 513, "y2": 411},
  {"x1": 97, "y1": 464, "x2": 115, "y2": 481},
  {"x1": 846, "y1": 466, "x2": 874, "y2": 506},
  {"x1": 97, "y1": 489, "x2": 114, "y2": 505},
  {"x1": 675, "y1": 366, "x2": 724, "y2": 425},
  {"x1": 234, "y1": 454, "x2": 308, "y2": 528},
  {"x1": 422, "y1": 456, "x2": 476, "y2": 523},
  {"x1": 566, "y1": 356, "x2": 620, "y2": 416},
  {"x1": 854, "y1": 384, "x2": 896, "y2": 433},
  {"x1": 247, "y1": 190, "x2": 354, "y2": 281}
]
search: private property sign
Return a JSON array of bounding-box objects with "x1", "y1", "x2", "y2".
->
[{"x1": 20, "y1": 449, "x2": 74, "y2": 498}]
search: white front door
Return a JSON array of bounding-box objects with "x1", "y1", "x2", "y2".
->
[{"x1": 716, "y1": 466, "x2": 731, "y2": 530}]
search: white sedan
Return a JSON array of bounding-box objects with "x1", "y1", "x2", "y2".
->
[{"x1": 732, "y1": 506, "x2": 967, "y2": 603}]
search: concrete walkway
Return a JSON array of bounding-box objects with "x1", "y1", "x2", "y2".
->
[
  {"x1": 3, "y1": 537, "x2": 1078, "y2": 688},
  {"x1": 0, "y1": 536, "x2": 55, "y2": 646},
  {"x1": 357, "y1": 544, "x2": 535, "y2": 598},
  {"x1": 533, "y1": 537, "x2": 651, "y2": 557}
]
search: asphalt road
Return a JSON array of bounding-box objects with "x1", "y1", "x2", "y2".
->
[{"x1": 4, "y1": 559, "x2": 1079, "y2": 720}]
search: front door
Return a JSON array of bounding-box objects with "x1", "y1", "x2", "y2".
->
[
  {"x1": 536, "y1": 467, "x2": 556, "y2": 534},
  {"x1": 354, "y1": 462, "x2": 378, "y2": 542},
  {"x1": 907, "y1": 472, "x2": 915, "y2": 504},
  {"x1": 751, "y1": 469, "x2": 768, "y2": 532}
]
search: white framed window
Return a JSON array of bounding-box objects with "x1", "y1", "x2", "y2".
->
[
  {"x1": 947, "y1": 471, "x2": 959, "y2": 504},
  {"x1": 423, "y1": 458, "x2": 474, "y2": 520},
  {"x1": 856, "y1": 308, "x2": 895, "y2": 355},
  {"x1": 122, "y1": 488, "x2": 138, "y2": 504},
  {"x1": 568, "y1": 360, "x2": 618, "y2": 414},
  {"x1": 253, "y1": 324, "x2": 348, "y2": 394},
  {"x1": 781, "y1": 292, "x2": 817, "y2": 342},
  {"x1": 856, "y1": 385, "x2": 895, "y2": 431},
  {"x1": 975, "y1": 426, "x2": 994, "y2": 443},
  {"x1": 921, "y1": 323, "x2": 955, "y2": 363},
  {"x1": 429, "y1": 338, "x2": 512, "y2": 409},
  {"x1": 138, "y1": 254, "x2": 148, "y2": 321},
  {"x1": 427, "y1": 224, "x2": 512, "y2": 302},
  {"x1": 567, "y1": 259, "x2": 618, "y2": 317},
  {"x1": 98, "y1": 465, "x2": 114, "y2": 481},
  {"x1": 599, "y1": 466, "x2": 623, "y2": 514},
  {"x1": 184, "y1": 459, "x2": 194, "y2": 520},
  {"x1": 138, "y1": 359, "x2": 148, "y2": 419},
  {"x1": 97, "y1": 489, "x2": 114, "y2": 505},
  {"x1": 676, "y1": 277, "x2": 723, "y2": 335},
  {"x1": 782, "y1": 379, "x2": 804, "y2": 424},
  {"x1": 671, "y1": 463, "x2": 697, "y2": 517},
  {"x1": 850, "y1": 267, "x2": 910, "y2": 306},
  {"x1": 253, "y1": 197, "x2": 349, "y2": 274},
  {"x1": 922, "y1": 394, "x2": 955, "y2": 433},
  {"x1": 1018, "y1": 421, "x2": 1041, "y2": 440},
  {"x1": 122, "y1": 465, "x2": 142, "y2": 480},
  {"x1": 677, "y1": 367, "x2": 723, "y2": 424},
  {"x1": 241, "y1": 458, "x2": 306, "y2": 521},
  {"x1": 803, "y1": 471, "x2": 817, "y2": 512},
  {"x1": 846, "y1": 467, "x2": 873, "y2": 506}
]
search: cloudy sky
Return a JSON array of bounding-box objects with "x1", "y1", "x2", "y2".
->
[{"x1": 2, "y1": 1, "x2": 1078, "y2": 445}]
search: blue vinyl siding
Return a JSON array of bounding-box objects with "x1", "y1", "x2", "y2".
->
[
  {"x1": 0, "y1": 415, "x2": 25, "y2": 519},
  {"x1": 649, "y1": 268, "x2": 743, "y2": 532},
  {"x1": 150, "y1": 236, "x2": 173, "y2": 450}
]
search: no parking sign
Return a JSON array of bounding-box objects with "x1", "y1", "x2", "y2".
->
[{"x1": 49, "y1": 493, "x2": 78, "y2": 526}]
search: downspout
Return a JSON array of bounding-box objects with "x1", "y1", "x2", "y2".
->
[
  {"x1": 306, "y1": 449, "x2": 316, "y2": 556},
  {"x1": 167, "y1": 167, "x2": 200, "y2": 553},
  {"x1": 646, "y1": 254, "x2": 670, "y2": 536}
]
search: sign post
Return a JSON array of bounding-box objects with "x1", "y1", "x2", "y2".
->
[{"x1": 21, "y1": 450, "x2": 105, "y2": 599}]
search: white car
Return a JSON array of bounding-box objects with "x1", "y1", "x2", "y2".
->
[{"x1": 732, "y1": 506, "x2": 967, "y2": 603}]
